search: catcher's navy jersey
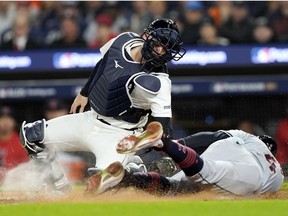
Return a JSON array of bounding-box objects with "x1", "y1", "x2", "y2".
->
[
  {"x1": 88, "y1": 32, "x2": 145, "y2": 118},
  {"x1": 87, "y1": 32, "x2": 172, "y2": 129}
]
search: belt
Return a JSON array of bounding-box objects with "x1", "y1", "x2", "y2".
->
[{"x1": 96, "y1": 116, "x2": 139, "y2": 131}]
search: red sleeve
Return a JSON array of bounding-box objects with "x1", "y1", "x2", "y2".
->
[
  {"x1": 276, "y1": 119, "x2": 288, "y2": 164},
  {"x1": 5, "y1": 133, "x2": 29, "y2": 169}
]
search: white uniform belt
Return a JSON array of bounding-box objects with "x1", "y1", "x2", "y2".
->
[{"x1": 92, "y1": 110, "x2": 139, "y2": 131}]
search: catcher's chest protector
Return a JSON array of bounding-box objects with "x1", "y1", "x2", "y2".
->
[{"x1": 88, "y1": 33, "x2": 144, "y2": 117}]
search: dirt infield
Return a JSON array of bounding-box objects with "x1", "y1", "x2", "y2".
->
[{"x1": 1, "y1": 186, "x2": 288, "y2": 204}]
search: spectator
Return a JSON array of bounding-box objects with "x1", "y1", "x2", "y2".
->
[
  {"x1": 246, "y1": 1, "x2": 267, "y2": 18},
  {"x1": 45, "y1": 1, "x2": 86, "y2": 48},
  {"x1": 33, "y1": 1, "x2": 62, "y2": 46},
  {"x1": 219, "y1": 1, "x2": 254, "y2": 44},
  {"x1": 1, "y1": 1, "x2": 286, "y2": 48},
  {"x1": 207, "y1": 1, "x2": 232, "y2": 28},
  {"x1": 266, "y1": 1, "x2": 281, "y2": 18},
  {"x1": 269, "y1": 1, "x2": 288, "y2": 42},
  {"x1": 102, "y1": 2, "x2": 127, "y2": 32},
  {"x1": 60, "y1": 1, "x2": 86, "y2": 33},
  {"x1": 43, "y1": 98, "x2": 69, "y2": 120},
  {"x1": 49, "y1": 14, "x2": 86, "y2": 49},
  {"x1": 0, "y1": 106, "x2": 29, "y2": 182},
  {"x1": 82, "y1": 1, "x2": 105, "y2": 44},
  {"x1": 128, "y1": 1, "x2": 151, "y2": 34},
  {"x1": 147, "y1": 1, "x2": 169, "y2": 20},
  {"x1": 0, "y1": 14, "x2": 41, "y2": 51},
  {"x1": 89, "y1": 14, "x2": 117, "y2": 49},
  {"x1": 252, "y1": 17, "x2": 276, "y2": 44},
  {"x1": 15, "y1": 1, "x2": 40, "y2": 19},
  {"x1": 197, "y1": 20, "x2": 230, "y2": 46},
  {"x1": 180, "y1": 1, "x2": 208, "y2": 45},
  {"x1": 12, "y1": 1, "x2": 42, "y2": 44},
  {"x1": 0, "y1": 2, "x2": 16, "y2": 43}
]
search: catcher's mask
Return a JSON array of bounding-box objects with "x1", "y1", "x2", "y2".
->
[{"x1": 141, "y1": 18, "x2": 186, "y2": 71}]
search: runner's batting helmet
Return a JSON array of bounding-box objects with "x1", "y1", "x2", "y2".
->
[{"x1": 258, "y1": 135, "x2": 277, "y2": 155}]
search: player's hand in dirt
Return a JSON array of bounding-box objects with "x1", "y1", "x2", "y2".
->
[{"x1": 70, "y1": 93, "x2": 88, "y2": 113}]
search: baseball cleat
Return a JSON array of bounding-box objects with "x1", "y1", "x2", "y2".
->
[
  {"x1": 85, "y1": 161, "x2": 125, "y2": 195},
  {"x1": 116, "y1": 121, "x2": 164, "y2": 154}
]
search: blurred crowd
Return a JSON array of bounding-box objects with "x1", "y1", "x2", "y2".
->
[{"x1": 1, "y1": 1, "x2": 288, "y2": 51}]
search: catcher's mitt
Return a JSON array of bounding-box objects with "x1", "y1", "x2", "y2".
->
[{"x1": 147, "y1": 156, "x2": 180, "y2": 177}]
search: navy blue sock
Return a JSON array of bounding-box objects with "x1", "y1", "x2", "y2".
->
[{"x1": 162, "y1": 139, "x2": 204, "y2": 176}]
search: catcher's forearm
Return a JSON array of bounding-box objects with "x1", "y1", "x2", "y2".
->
[{"x1": 151, "y1": 117, "x2": 173, "y2": 142}]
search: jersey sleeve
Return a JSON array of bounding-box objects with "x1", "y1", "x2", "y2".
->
[
  {"x1": 129, "y1": 74, "x2": 172, "y2": 118},
  {"x1": 148, "y1": 75, "x2": 172, "y2": 118},
  {"x1": 225, "y1": 129, "x2": 253, "y2": 143}
]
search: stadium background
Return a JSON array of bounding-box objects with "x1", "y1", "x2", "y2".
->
[
  {"x1": 1, "y1": 1, "x2": 288, "y2": 136},
  {"x1": 1, "y1": 53, "x2": 287, "y2": 136}
]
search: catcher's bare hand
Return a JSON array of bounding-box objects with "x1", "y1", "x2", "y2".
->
[{"x1": 70, "y1": 94, "x2": 88, "y2": 113}]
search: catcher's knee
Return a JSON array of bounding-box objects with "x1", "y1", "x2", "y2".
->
[{"x1": 20, "y1": 119, "x2": 47, "y2": 156}]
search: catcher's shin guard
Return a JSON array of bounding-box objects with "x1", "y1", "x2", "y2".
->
[
  {"x1": 33, "y1": 151, "x2": 71, "y2": 195},
  {"x1": 20, "y1": 119, "x2": 47, "y2": 156}
]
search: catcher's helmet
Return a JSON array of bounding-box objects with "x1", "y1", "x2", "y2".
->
[
  {"x1": 141, "y1": 18, "x2": 186, "y2": 70},
  {"x1": 145, "y1": 18, "x2": 180, "y2": 33},
  {"x1": 258, "y1": 135, "x2": 277, "y2": 155}
]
